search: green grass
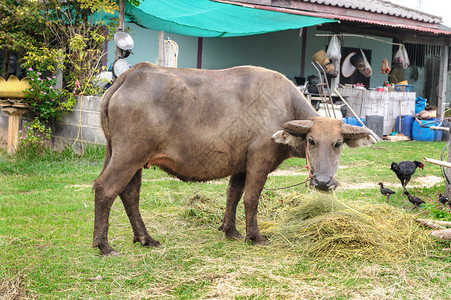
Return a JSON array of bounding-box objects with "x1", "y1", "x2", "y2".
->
[{"x1": 0, "y1": 142, "x2": 450, "y2": 299}]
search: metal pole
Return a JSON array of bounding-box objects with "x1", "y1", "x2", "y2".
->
[
  {"x1": 197, "y1": 37, "x2": 203, "y2": 69},
  {"x1": 300, "y1": 28, "x2": 307, "y2": 78}
]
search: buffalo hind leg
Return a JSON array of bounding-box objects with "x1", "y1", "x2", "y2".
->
[
  {"x1": 119, "y1": 168, "x2": 160, "y2": 248},
  {"x1": 93, "y1": 188, "x2": 118, "y2": 256},
  {"x1": 219, "y1": 173, "x2": 246, "y2": 240}
]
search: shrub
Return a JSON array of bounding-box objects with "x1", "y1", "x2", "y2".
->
[
  {"x1": 17, "y1": 118, "x2": 52, "y2": 158},
  {"x1": 24, "y1": 68, "x2": 71, "y2": 123}
]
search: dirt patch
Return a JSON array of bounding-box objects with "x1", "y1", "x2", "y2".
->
[
  {"x1": 415, "y1": 175, "x2": 444, "y2": 187},
  {"x1": 269, "y1": 166, "x2": 349, "y2": 177},
  {"x1": 341, "y1": 175, "x2": 443, "y2": 190},
  {"x1": 143, "y1": 177, "x2": 178, "y2": 182},
  {"x1": 269, "y1": 169, "x2": 308, "y2": 177},
  {"x1": 65, "y1": 184, "x2": 92, "y2": 188},
  {"x1": 84, "y1": 170, "x2": 443, "y2": 190},
  {"x1": 0, "y1": 277, "x2": 26, "y2": 299}
]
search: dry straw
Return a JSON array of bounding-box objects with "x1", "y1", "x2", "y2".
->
[
  {"x1": 266, "y1": 192, "x2": 435, "y2": 262},
  {"x1": 182, "y1": 191, "x2": 436, "y2": 262}
]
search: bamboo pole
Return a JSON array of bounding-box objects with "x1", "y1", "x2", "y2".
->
[
  {"x1": 430, "y1": 220, "x2": 451, "y2": 227},
  {"x1": 417, "y1": 219, "x2": 451, "y2": 229},
  {"x1": 431, "y1": 229, "x2": 451, "y2": 241},
  {"x1": 423, "y1": 157, "x2": 451, "y2": 168},
  {"x1": 417, "y1": 219, "x2": 446, "y2": 230}
]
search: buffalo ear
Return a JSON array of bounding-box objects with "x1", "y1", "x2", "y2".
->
[
  {"x1": 282, "y1": 120, "x2": 313, "y2": 135},
  {"x1": 342, "y1": 124, "x2": 374, "y2": 148},
  {"x1": 272, "y1": 130, "x2": 303, "y2": 146}
]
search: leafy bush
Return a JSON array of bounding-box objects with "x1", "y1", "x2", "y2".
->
[
  {"x1": 2, "y1": 0, "x2": 123, "y2": 124},
  {"x1": 24, "y1": 68, "x2": 72, "y2": 123},
  {"x1": 16, "y1": 118, "x2": 52, "y2": 159}
]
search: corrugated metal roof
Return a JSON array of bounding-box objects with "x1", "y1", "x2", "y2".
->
[
  {"x1": 336, "y1": 14, "x2": 450, "y2": 35},
  {"x1": 219, "y1": 0, "x2": 451, "y2": 35},
  {"x1": 298, "y1": 0, "x2": 441, "y2": 24}
]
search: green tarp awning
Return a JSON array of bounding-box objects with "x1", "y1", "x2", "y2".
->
[{"x1": 101, "y1": 0, "x2": 336, "y2": 37}]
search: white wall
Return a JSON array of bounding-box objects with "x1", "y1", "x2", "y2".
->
[{"x1": 107, "y1": 23, "x2": 394, "y2": 88}]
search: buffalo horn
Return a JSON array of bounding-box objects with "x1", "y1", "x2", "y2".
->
[
  {"x1": 283, "y1": 120, "x2": 313, "y2": 135},
  {"x1": 341, "y1": 123, "x2": 371, "y2": 140}
]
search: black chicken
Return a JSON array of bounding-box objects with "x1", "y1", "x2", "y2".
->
[
  {"x1": 390, "y1": 161, "x2": 424, "y2": 189},
  {"x1": 438, "y1": 193, "x2": 450, "y2": 210},
  {"x1": 403, "y1": 190, "x2": 425, "y2": 210},
  {"x1": 377, "y1": 182, "x2": 395, "y2": 202}
]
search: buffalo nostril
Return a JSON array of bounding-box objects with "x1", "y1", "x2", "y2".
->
[{"x1": 311, "y1": 175, "x2": 336, "y2": 191}]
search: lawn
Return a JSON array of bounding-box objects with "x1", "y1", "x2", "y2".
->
[{"x1": 0, "y1": 141, "x2": 450, "y2": 299}]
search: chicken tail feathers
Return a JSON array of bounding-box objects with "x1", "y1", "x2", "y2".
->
[{"x1": 390, "y1": 162, "x2": 400, "y2": 172}]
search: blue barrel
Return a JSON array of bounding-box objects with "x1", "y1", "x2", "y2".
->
[
  {"x1": 412, "y1": 118, "x2": 442, "y2": 142},
  {"x1": 395, "y1": 115, "x2": 414, "y2": 139},
  {"x1": 344, "y1": 117, "x2": 365, "y2": 127}
]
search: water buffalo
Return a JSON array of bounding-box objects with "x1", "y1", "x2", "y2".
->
[{"x1": 93, "y1": 62, "x2": 372, "y2": 255}]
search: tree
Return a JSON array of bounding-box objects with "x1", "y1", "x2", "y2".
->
[
  {"x1": 1, "y1": 0, "x2": 121, "y2": 123},
  {"x1": 0, "y1": 0, "x2": 47, "y2": 77}
]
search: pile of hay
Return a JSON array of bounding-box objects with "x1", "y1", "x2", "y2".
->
[
  {"x1": 181, "y1": 194, "x2": 223, "y2": 226},
  {"x1": 266, "y1": 193, "x2": 435, "y2": 261}
]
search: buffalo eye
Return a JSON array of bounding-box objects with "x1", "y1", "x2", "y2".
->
[
  {"x1": 334, "y1": 141, "x2": 343, "y2": 149},
  {"x1": 308, "y1": 137, "x2": 315, "y2": 146}
]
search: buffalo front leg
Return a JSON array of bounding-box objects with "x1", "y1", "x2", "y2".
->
[
  {"x1": 119, "y1": 169, "x2": 160, "y2": 248},
  {"x1": 243, "y1": 171, "x2": 268, "y2": 245},
  {"x1": 93, "y1": 157, "x2": 143, "y2": 256},
  {"x1": 219, "y1": 172, "x2": 246, "y2": 240}
]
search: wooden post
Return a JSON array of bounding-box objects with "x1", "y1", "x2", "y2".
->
[
  {"x1": 114, "y1": 0, "x2": 125, "y2": 61},
  {"x1": 438, "y1": 45, "x2": 448, "y2": 118},
  {"x1": 446, "y1": 142, "x2": 451, "y2": 199}
]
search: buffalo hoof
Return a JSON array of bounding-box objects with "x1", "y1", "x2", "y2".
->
[
  {"x1": 106, "y1": 250, "x2": 121, "y2": 257},
  {"x1": 218, "y1": 225, "x2": 243, "y2": 240},
  {"x1": 133, "y1": 236, "x2": 161, "y2": 247},
  {"x1": 245, "y1": 234, "x2": 268, "y2": 245},
  {"x1": 98, "y1": 245, "x2": 121, "y2": 256}
]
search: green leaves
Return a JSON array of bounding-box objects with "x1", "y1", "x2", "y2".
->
[
  {"x1": 24, "y1": 69, "x2": 64, "y2": 123},
  {"x1": 17, "y1": 118, "x2": 52, "y2": 158},
  {"x1": 6, "y1": 0, "x2": 122, "y2": 123}
]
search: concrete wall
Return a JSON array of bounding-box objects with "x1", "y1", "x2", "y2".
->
[
  {"x1": 52, "y1": 96, "x2": 105, "y2": 151},
  {"x1": 0, "y1": 96, "x2": 105, "y2": 152}
]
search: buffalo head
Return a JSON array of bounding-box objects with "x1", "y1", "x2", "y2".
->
[{"x1": 272, "y1": 117, "x2": 373, "y2": 191}]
